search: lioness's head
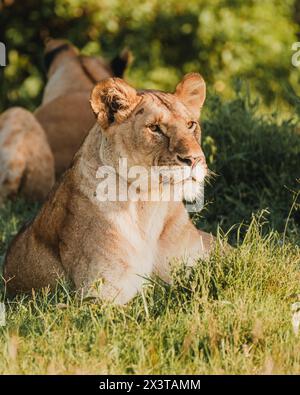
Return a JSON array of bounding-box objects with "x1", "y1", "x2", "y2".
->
[
  {"x1": 90, "y1": 73, "x2": 207, "y2": 202},
  {"x1": 44, "y1": 38, "x2": 130, "y2": 79}
]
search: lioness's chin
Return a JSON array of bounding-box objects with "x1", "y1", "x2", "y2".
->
[
  {"x1": 182, "y1": 164, "x2": 206, "y2": 202},
  {"x1": 182, "y1": 179, "x2": 204, "y2": 202}
]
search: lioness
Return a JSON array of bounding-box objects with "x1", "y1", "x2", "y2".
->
[
  {"x1": 4, "y1": 73, "x2": 215, "y2": 304},
  {"x1": 0, "y1": 107, "x2": 55, "y2": 203}
]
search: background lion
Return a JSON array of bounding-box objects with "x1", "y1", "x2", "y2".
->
[{"x1": 0, "y1": 39, "x2": 130, "y2": 203}]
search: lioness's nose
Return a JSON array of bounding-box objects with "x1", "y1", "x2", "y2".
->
[{"x1": 176, "y1": 153, "x2": 206, "y2": 168}]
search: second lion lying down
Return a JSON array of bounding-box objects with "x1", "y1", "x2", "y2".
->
[{"x1": 4, "y1": 73, "x2": 216, "y2": 304}]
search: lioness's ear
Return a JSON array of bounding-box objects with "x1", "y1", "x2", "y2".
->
[
  {"x1": 175, "y1": 73, "x2": 206, "y2": 119},
  {"x1": 90, "y1": 78, "x2": 139, "y2": 129},
  {"x1": 110, "y1": 48, "x2": 133, "y2": 77}
]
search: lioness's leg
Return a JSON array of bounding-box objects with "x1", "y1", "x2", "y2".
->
[
  {"x1": 0, "y1": 107, "x2": 55, "y2": 203},
  {"x1": 154, "y1": 207, "x2": 215, "y2": 283},
  {"x1": 79, "y1": 271, "x2": 146, "y2": 305},
  {"x1": 74, "y1": 262, "x2": 148, "y2": 305}
]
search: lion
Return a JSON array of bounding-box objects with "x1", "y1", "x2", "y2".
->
[
  {"x1": 0, "y1": 107, "x2": 54, "y2": 204},
  {"x1": 0, "y1": 39, "x2": 130, "y2": 203},
  {"x1": 4, "y1": 73, "x2": 216, "y2": 304},
  {"x1": 35, "y1": 38, "x2": 131, "y2": 177}
]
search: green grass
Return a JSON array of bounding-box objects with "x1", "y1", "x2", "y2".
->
[
  {"x1": 0, "y1": 92, "x2": 299, "y2": 374},
  {"x1": 0, "y1": 219, "x2": 299, "y2": 374}
]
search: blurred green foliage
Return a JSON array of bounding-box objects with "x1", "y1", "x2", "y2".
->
[{"x1": 0, "y1": 0, "x2": 299, "y2": 113}]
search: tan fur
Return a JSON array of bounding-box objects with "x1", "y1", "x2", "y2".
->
[
  {"x1": 35, "y1": 39, "x2": 113, "y2": 177},
  {"x1": 0, "y1": 108, "x2": 54, "y2": 204},
  {"x1": 0, "y1": 39, "x2": 130, "y2": 205},
  {"x1": 4, "y1": 74, "x2": 216, "y2": 304}
]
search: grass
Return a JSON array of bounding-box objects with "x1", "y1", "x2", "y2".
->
[
  {"x1": 0, "y1": 91, "x2": 299, "y2": 374},
  {"x1": 200, "y1": 89, "x2": 300, "y2": 237}
]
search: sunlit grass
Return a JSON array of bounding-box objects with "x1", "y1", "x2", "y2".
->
[{"x1": 0, "y1": 213, "x2": 299, "y2": 374}]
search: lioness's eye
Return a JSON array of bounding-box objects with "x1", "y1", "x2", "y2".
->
[
  {"x1": 149, "y1": 124, "x2": 163, "y2": 134},
  {"x1": 188, "y1": 121, "x2": 197, "y2": 130}
]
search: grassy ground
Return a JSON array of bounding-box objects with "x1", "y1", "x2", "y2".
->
[{"x1": 0, "y1": 91, "x2": 299, "y2": 374}]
